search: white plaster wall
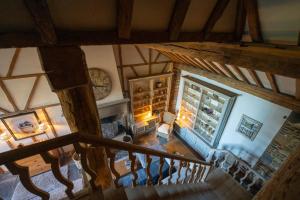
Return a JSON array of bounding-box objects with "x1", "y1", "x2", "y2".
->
[
  {"x1": 178, "y1": 70, "x2": 291, "y2": 166},
  {"x1": 81, "y1": 45, "x2": 124, "y2": 105}
]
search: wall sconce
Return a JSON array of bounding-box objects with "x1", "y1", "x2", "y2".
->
[{"x1": 0, "y1": 131, "x2": 15, "y2": 149}]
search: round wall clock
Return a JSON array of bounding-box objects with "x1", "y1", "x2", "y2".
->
[{"x1": 88, "y1": 68, "x2": 112, "y2": 100}]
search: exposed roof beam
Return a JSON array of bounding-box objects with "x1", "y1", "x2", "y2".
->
[
  {"x1": 117, "y1": 45, "x2": 125, "y2": 92},
  {"x1": 6, "y1": 48, "x2": 21, "y2": 77},
  {"x1": 154, "y1": 52, "x2": 161, "y2": 62},
  {"x1": 24, "y1": 0, "x2": 57, "y2": 44},
  {"x1": 244, "y1": 0, "x2": 263, "y2": 42},
  {"x1": 25, "y1": 75, "x2": 41, "y2": 110},
  {"x1": 234, "y1": 0, "x2": 246, "y2": 41},
  {"x1": 145, "y1": 43, "x2": 300, "y2": 78},
  {"x1": 247, "y1": 69, "x2": 263, "y2": 87},
  {"x1": 168, "y1": 0, "x2": 191, "y2": 40},
  {"x1": 134, "y1": 45, "x2": 147, "y2": 63},
  {"x1": 120, "y1": 61, "x2": 171, "y2": 68},
  {"x1": 0, "y1": 31, "x2": 233, "y2": 48},
  {"x1": 203, "y1": 0, "x2": 230, "y2": 38},
  {"x1": 118, "y1": 0, "x2": 134, "y2": 39},
  {"x1": 266, "y1": 73, "x2": 279, "y2": 93},
  {"x1": 177, "y1": 64, "x2": 300, "y2": 112}
]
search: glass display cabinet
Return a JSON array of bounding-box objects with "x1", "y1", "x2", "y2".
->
[{"x1": 176, "y1": 76, "x2": 237, "y2": 148}]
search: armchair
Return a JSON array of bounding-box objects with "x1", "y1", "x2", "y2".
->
[{"x1": 156, "y1": 112, "x2": 176, "y2": 141}]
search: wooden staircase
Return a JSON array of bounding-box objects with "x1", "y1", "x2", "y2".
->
[{"x1": 0, "y1": 133, "x2": 254, "y2": 200}]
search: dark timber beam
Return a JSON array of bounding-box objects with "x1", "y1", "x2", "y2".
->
[
  {"x1": 168, "y1": 0, "x2": 191, "y2": 40},
  {"x1": 177, "y1": 64, "x2": 300, "y2": 112},
  {"x1": 38, "y1": 46, "x2": 112, "y2": 188},
  {"x1": 117, "y1": 0, "x2": 134, "y2": 39},
  {"x1": 24, "y1": 0, "x2": 57, "y2": 44},
  {"x1": 145, "y1": 43, "x2": 300, "y2": 78},
  {"x1": 234, "y1": 0, "x2": 246, "y2": 41},
  {"x1": 203, "y1": 0, "x2": 230, "y2": 38},
  {"x1": 0, "y1": 31, "x2": 233, "y2": 48},
  {"x1": 244, "y1": 0, "x2": 263, "y2": 42},
  {"x1": 266, "y1": 73, "x2": 279, "y2": 93}
]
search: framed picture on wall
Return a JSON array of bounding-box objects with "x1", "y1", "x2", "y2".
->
[
  {"x1": 237, "y1": 114, "x2": 263, "y2": 141},
  {"x1": 1, "y1": 112, "x2": 45, "y2": 140}
]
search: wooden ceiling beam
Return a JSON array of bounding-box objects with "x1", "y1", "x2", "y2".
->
[
  {"x1": 168, "y1": 0, "x2": 191, "y2": 40},
  {"x1": 247, "y1": 69, "x2": 263, "y2": 87},
  {"x1": 6, "y1": 48, "x2": 21, "y2": 77},
  {"x1": 0, "y1": 107, "x2": 10, "y2": 114},
  {"x1": 203, "y1": 0, "x2": 230, "y2": 38},
  {"x1": 130, "y1": 66, "x2": 138, "y2": 77},
  {"x1": 118, "y1": 0, "x2": 134, "y2": 39},
  {"x1": 244, "y1": 0, "x2": 263, "y2": 42},
  {"x1": 134, "y1": 45, "x2": 147, "y2": 64},
  {"x1": 121, "y1": 60, "x2": 171, "y2": 68},
  {"x1": 266, "y1": 73, "x2": 279, "y2": 93},
  {"x1": 234, "y1": 0, "x2": 246, "y2": 41},
  {"x1": 117, "y1": 45, "x2": 125, "y2": 92},
  {"x1": 25, "y1": 75, "x2": 41, "y2": 110},
  {"x1": 154, "y1": 52, "x2": 161, "y2": 62},
  {"x1": 24, "y1": 0, "x2": 57, "y2": 44},
  {"x1": 145, "y1": 43, "x2": 300, "y2": 78},
  {"x1": 0, "y1": 80, "x2": 18, "y2": 111},
  {"x1": 177, "y1": 64, "x2": 300, "y2": 112},
  {"x1": 0, "y1": 31, "x2": 233, "y2": 48}
]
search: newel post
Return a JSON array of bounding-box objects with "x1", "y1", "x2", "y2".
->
[{"x1": 38, "y1": 46, "x2": 113, "y2": 189}]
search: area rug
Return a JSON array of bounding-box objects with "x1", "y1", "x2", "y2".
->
[{"x1": 11, "y1": 165, "x2": 84, "y2": 200}]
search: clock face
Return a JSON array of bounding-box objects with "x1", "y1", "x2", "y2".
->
[{"x1": 88, "y1": 68, "x2": 112, "y2": 100}]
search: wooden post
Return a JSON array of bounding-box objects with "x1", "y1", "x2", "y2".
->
[
  {"x1": 38, "y1": 46, "x2": 113, "y2": 189},
  {"x1": 253, "y1": 145, "x2": 300, "y2": 200}
]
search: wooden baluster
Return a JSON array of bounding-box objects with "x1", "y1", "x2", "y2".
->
[
  {"x1": 176, "y1": 160, "x2": 183, "y2": 184},
  {"x1": 247, "y1": 176, "x2": 258, "y2": 192},
  {"x1": 168, "y1": 159, "x2": 175, "y2": 185},
  {"x1": 188, "y1": 163, "x2": 197, "y2": 183},
  {"x1": 146, "y1": 154, "x2": 153, "y2": 186},
  {"x1": 220, "y1": 153, "x2": 229, "y2": 170},
  {"x1": 183, "y1": 162, "x2": 190, "y2": 183},
  {"x1": 201, "y1": 165, "x2": 211, "y2": 182},
  {"x1": 105, "y1": 148, "x2": 121, "y2": 188},
  {"x1": 74, "y1": 143, "x2": 97, "y2": 190},
  {"x1": 41, "y1": 151, "x2": 74, "y2": 198},
  {"x1": 240, "y1": 168, "x2": 251, "y2": 185},
  {"x1": 233, "y1": 164, "x2": 242, "y2": 180},
  {"x1": 194, "y1": 164, "x2": 203, "y2": 183},
  {"x1": 6, "y1": 162, "x2": 50, "y2": 200},
  {"x1": 128, "y1": 151, "x2": 138, "y2": 187},
  {"x1": 158, "y1": 157, "x2": 165, "y2": 185}
]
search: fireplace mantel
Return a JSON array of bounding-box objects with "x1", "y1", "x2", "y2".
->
[{"x1": 97, "y1": 98, "x2": 130, "y2": 119}]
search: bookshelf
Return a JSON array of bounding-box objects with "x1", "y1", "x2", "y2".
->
[
  {"x1": 129, "y1": 73, "x2": 173, "y2": 136},
  {"x1": 176, "y1": 76, "x2": 237, "y2": 147}
]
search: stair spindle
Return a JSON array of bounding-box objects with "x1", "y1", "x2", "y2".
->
[
  {"x1": 41, "y1": 151, "x2": 74, "y2": 198},
  {"x1": 176, "y1": 160, "x2": 183, "y2": 184},
  {"x1": 168, "y1": 158, "x2": 175, "y2": 185},
  {"x1": 74, "y1": 143, "x2": 97, "y2": 190},
  {"x1": 5, "y1": 162, "x2": 50, "y2": 200},
  {"x1": 105, "y1": 148, "x2": 121, "y2": 188},
  {"x1": 188, "y1": 163, "x2": 197, "y2": 183},
  {"x1": 146, "y1": 154, "x2": 153, "y2": 186},
  {"x1": 201, "y1": 165, "x2": 211, "y2": 182},
  {"x1": 183, "y1": 162, "x2": 190, "y2": 183},
  {"x1": 194, "y1": 164, "x2": 203, "y2": 183},
  {"x1": 158, "y1": 157, "x2": 165, "y2": 185},
  {"x1": 128, "y1": 151, "x2": 138, "y2": 187}
]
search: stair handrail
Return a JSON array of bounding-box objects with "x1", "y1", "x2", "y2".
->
[
  {"x1": 0, "y1": 132, "x2": 210, "y2": 166},
  {"x1": 0, "y1": 132, "x2": 212, "y2": 200}
]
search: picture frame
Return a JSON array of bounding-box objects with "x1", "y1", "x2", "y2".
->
[
  {"x1": 1, "y1": 111, "x2": 45, "y2": 141},
  {"x1": 237, "y1": 114, "x2": 263, "y2": 141}
]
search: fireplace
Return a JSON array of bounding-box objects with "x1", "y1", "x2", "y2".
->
[{"x1": 97, "y1": 98, "x2": 130, "y2": 139}]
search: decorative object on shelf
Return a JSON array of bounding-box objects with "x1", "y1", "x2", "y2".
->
[
  {"x1": 155, "y1": 81, "x2": 163, "y2": 88},
  {"x1": 137, "y1": 87, "x2": 143, "y2": 93},
  {"x1": 88, "y1": 68, "x2": 112, "y2": 100},
  {"x1": 1, "y1": 112, "x2": 46, "y2": 141},
  {"x1": 38, "y1": 122, "x2": 48, "y2": 133},
  {"x1": 237, "y1": 114, "x2": 263, "y2": 141}
]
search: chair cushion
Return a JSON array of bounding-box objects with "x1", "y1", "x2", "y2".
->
[{"x1": 157, "y1": 124, "x2": 170, "y2": 134}]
